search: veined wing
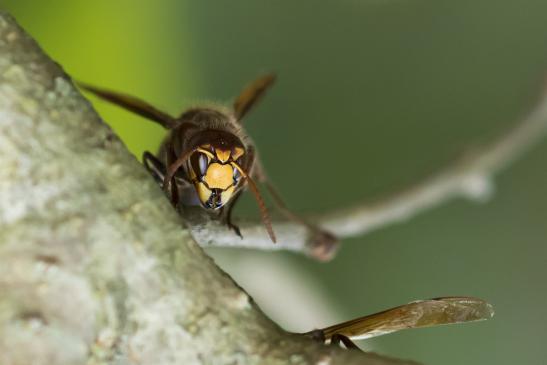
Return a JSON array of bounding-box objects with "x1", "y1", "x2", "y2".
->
[{"x1": 318, "y1": 297, "x2": 494, "y2": 341}]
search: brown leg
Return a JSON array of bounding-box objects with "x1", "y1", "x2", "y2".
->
[
  {"x1": 144, "y1": 150, "x2": 191, "y2": 197},
  {"x1": 238, "y1": 146, "x2": 276, "y2": 242},
  {"x1": 164, "y1": 143, "x2": 180, "y2": 206},
  {"x1": 221, "y1": 191, "x2": 243, "y2": 238},
  {"x1": 246, "y1": 145, "x2": 320, "y2": 230},
  {"x1": 330, "y1": 334, "x2": 360, "y2": 350},
  {"x1": 245, "y1": 146, "x2": 340, "y2": 248},
  {"x1": 143, "y1": 151, "x2": 166, "y2": 185},
  {"x1": 256, "y1": 167, "x2": 337, "y2": 255},
  {"x1": 303, "y1": 329, "x2": 360, "y2": 351}
]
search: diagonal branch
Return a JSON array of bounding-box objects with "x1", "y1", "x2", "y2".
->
[
  {"x1": 0, "y1": 11, "x2": 416, "y2": 365},
  {"x1": 319, "y1": 91, "x2": 547, "y2": 238},
  {"x1": 192, "y1": 76, "x2": 547, "y2": 261}
]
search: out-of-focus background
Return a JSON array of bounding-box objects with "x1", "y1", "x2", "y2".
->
[{"x1": 4, "y1": 1, "x2": 547, "y2": 364}]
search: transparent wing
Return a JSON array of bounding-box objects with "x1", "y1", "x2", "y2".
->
[{"x1": 319, "y1": 297, "x2": 494, "y2": 341}]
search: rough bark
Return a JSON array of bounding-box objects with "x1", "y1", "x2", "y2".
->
[{"x1": 0, "y1": 11, "x2": 416, "y2": 365}]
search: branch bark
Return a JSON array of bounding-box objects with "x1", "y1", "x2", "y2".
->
[
  {"x1": 193, "y1": 68, "x2": 547, "y2": 261},
  {"x1": 0, "y1": 11, "x2": 417, "y2": 365}
]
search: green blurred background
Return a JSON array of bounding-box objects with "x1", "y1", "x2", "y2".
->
[{"x1": 4, "y1": 1, "x2": 547, "y2": 364}]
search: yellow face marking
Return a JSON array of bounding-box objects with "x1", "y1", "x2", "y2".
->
[
  {"x1": 232, "y1": 147, "x2": 245, "y2": 160},
  {"x1": 203, "y1": 163, "x2": 234, "y2": 190},
  {"x1": 220, "y1": 186, "x2": 235, "y2": 205},
  {"x1": 196, "y1": 182, "x2": 212, "y2": 204},
  {"x1": 216, "y1": 149, "x2": 231, "y2": 163},
  {"x1": 196, "y1": 147, "x2": 215, "y2": 160}
]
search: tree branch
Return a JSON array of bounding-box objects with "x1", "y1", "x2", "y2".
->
[
  {"x1": 0, "y1": 11, "x2": 417, "y2": 365},
  {"x1": 194, "y1": 73, "x2": 547, "y2": 261}
]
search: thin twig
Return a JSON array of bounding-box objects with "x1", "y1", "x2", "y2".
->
[{"x1": 189, "y1": 81, "x2": 547, "y2": 261}]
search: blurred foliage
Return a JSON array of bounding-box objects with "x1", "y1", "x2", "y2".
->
[{"x1": 4, "y1": 1, "x2": 547, "y2": 364}]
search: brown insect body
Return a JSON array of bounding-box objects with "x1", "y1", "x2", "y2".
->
[
  {"x1": 161, "y1": 108, "x2": 250, "y2": 209},
  {"x1": 79, "y1": 75, "x2": 282, "y2": 242}
]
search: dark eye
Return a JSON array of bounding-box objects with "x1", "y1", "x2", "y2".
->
[
  {"x1": 198, "y1": 154, "x2": 208, "y2": 175},
  {"x1": 233, "y1": 166, "x2": 240, "y2": 182},
  {"x1": 191, "y1": 153, "x2": 209, "y2": 177}
]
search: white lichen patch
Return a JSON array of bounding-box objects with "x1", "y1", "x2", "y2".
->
[{"x1": 123, "y1": 295, "x2": 198, "y2": 365}]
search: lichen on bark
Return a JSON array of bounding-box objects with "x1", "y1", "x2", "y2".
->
[{"x1": 0, "y1": 11, "x2": 414, "y2": 365}]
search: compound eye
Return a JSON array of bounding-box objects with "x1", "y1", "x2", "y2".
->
[
  {"x1": 233, "y1": 166, "x2": 241, "y2": 182},
  {"x1": 198, "y1": 154, "x2": 208, "y2": 175},
  {"x1": 190, "y1": 152, "x2": 210, "y2": 179}
]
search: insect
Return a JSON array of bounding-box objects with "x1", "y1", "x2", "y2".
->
[
  {"x1": 79, "y1": 74, "x2": 324, "y2": 243},
  {"x1": 303, "y1": 297, "x2": 493, "y2": 350}
]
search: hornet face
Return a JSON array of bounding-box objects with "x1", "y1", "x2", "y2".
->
[{"x1": 188, "y1": 143, "x2": 246, "y2": 210}]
